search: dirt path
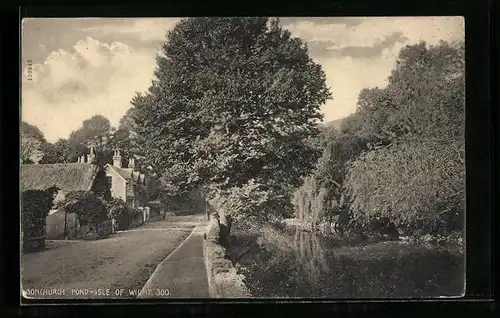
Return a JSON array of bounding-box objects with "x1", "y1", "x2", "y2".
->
[{"x1": 22, "y1": 214, "x2": 204, "y2": 299}]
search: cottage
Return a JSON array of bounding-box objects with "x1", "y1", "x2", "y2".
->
[
  {"x1": 21, "y1": 162, "x2": 100, "y2": 206},
  {"x1": 21, "y1": 161, "x2": 101, "y2": 239},
  {"x1": 21, "y1": 146, "x2": 152, "y2": 238},
  {"x1": 104, "y1": 149, "x2": 148, "y2": 209}
]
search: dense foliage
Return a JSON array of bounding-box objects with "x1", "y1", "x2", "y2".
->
[
  {"x1": 131, "y1": 17, "x2": 331, "y2": 234},
  {"x1": 345, "y1": 139, "x2": 464, "y2": 235},
  {"x1": 293, "y1": 40, "x2": 465, "y2": 238},
  {"x1": 21, "y1": 186, "x2": 59, "y2": 239},
  {"x1": 21, "y1": 134, "x2": 44, "y2": 164},
  {"x1": 106, "y1": 198, "x2": 131, "y2": 230},
  {"x1": 23, "y1": 114, "x2": 140, "y2": 168},
  {"x1": 21, "y1": 122, "x2": 45, "y2": 164},
  {"x1": 161, "y1": 188, "x2": 205, "y2": 215},
  {"x1": 39, "y1": 139, "x2": 74, "y2": 164},
  {"x1": 61, "y1": 191, "x2": 108, "y2": 226},
  {"x1": 292, "y1": 133, "x2": 368, "y2": 225}
]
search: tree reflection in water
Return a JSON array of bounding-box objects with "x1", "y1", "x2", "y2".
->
[{"x1": 232, "y1": 226, "x2": 464, "y2": 298}]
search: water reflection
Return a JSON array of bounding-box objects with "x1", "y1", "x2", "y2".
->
[{"x1": 235, "y1": 226, "x2": 464, "y2": 298}]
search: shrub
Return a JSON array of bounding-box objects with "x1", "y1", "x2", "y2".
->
[
  {"x1": 125, "y1": 207, "x2": 144, "y2": 227},
  {"x1": 344, "y1": 139, "x2": 465, "y2": 236},
  {"x1": 60, "y1": 191, "x2": 108, "y2": 226},
  {"x1": 207, "y1": 180, "x2": 288, "y2": 233},
  {"x1": 22, "y1": 186, "x2": 59, "y2": 241},
  {"x1": 106, "y1": 198, "x2": 130, "y2": 230}
]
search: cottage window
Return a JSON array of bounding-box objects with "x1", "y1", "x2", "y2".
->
[{"x1": 106, "y1": 176, "x2": 112, "y2": 188}]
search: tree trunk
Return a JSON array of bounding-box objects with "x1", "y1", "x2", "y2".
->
[
  {"x1": 207, "y1": 191, "x2": 233, "y2": 244},
  {"x1": 218, "y1": 209, "x2": 231, "y2": 243}
]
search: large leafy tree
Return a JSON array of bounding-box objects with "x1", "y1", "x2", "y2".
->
[
  {"x1": 21, "y1": 133, "x2": 43, "y2": 164},
  {"x1": 39, "y1": 139, "x2": 74, "y2": 164},
  {"x1": 21, "y1": 122, "x2": 46, "y2": 143},
  {"x1": 68, "y1": 115, "x2": 112, "y2": 155},
  {"x1": 118, "y1": 107, "x2": 138, "y2": 134},
  {"x1": 292, "y1": 133, "x2": 368, "y2": 226},
  {"x1": 132, "y1": 17, "x2": 331, "y2": 234},
  {"x1": 344, "y1": 41, "x2": 465, "y2": 236},
  {"x1": 21, "y1": 116, "x2": 137, "y2": 166},
  {"x1": 21, "y1": 121, "x2": 46, "y2": 164},
  {"x1": 295, "y1": 41, "x2": 465, "y2": 237},
  {"x1": 67, "y1": 115, "x2": 115, "y2": 166},
  {"x1": 342, "y1": 40, "x2": 464, "y2": 143},
  {"x1": 108, "y1": 107, "x2": 141, "y2": 169}
]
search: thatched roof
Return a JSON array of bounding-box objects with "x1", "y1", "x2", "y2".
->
[{"x1": 21, "y1": 163, "x2": 98, "y2": 193}]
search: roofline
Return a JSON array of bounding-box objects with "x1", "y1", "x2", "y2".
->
[
  {"x1": 21, "y1": 163, "x2": 99, "y2": 193},
  {"x1": 104, "y1": 164, "x2": 128, "y2": 183},
  {"x1": 86, "y1": 165, "x2": 100, "y2": 192}
]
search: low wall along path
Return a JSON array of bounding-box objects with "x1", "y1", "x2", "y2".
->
[{"x1": 202, "y1": 217, "x2": 252, "y2": 298}]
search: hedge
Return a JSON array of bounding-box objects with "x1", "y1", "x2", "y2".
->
[
  {"x1": 22, "y1": 186, "x2": 59, "y2": 249},
  {"x1": 60, "y1": 191, "x2": 108, "y2": 226},
  {"x1": 106, "y1": 198, "x2": 130, "y2": 230}
]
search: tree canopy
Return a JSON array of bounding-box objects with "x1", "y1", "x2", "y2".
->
[
  {"x1": 39, "y1": 139, "x2": 73, "y2": 164},
  {"x1": 294, "y1": 40, "x2": 465, "y2": 237},
  {"x1": 21, "y1": 122, "x2": 46, "y2": 143},
  {"x1": 341, "y1": 41, "x2": 464, "y2": 143},
  {"x1": 22, "y1": 114, "x2": 138, "y2": 167},
  {"x1": 131, "y1": 17, "x2": 331, "y2": 229},
  {"x1": 342, "y1": 41, "x2": 465, "y2": 235},
  {"x1": 68, "y1": 115, "x2": 112, "y2": 156},
  {"x1": 21, "y1": 121, "x2": 46, "y2": 164}
]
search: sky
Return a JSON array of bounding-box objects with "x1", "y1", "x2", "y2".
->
[{"x1": 21, "y1": 17, "x2": 464, "y2": 143}]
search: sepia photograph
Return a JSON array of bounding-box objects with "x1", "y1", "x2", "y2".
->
[{"x1": 20, "y1": 16, "x2": 465, "y2": 300}]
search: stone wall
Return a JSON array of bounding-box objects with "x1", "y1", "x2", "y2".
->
[{"x1": 202, "y1": 217, "x2": 252, "y2": 298}]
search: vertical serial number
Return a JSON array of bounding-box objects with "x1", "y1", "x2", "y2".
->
[{"x1": 27, "y1": 60, "x2": 33, "y2": 81}]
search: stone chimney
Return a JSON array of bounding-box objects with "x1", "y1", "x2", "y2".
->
[
  {"x1": 87, "y1": 145, "x2": 96, "y2": 164},
  {"x1": 113, "y1": 149, "x2": 122, "y2": 168},
  {"x1": 128, "y1": 157, "x2": 135, "y2": 169}
]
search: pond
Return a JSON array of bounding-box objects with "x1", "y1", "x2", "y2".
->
[{"x1": 230, "y1": 225, "x2": 465, "y2": 298}]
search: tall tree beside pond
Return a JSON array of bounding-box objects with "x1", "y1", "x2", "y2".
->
[
  {"x1": 292, "y1": 133, "x2": 368, "y2": 225},
  {"x1": 131, "y1": 17, "x2": 331, "y2": 237},
  {"x1": 294, "y1": 40, "x2": 465, "y2": 237},
  {"x1": 344, "y1": 41, "x2": 465, "y2": 236}
]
